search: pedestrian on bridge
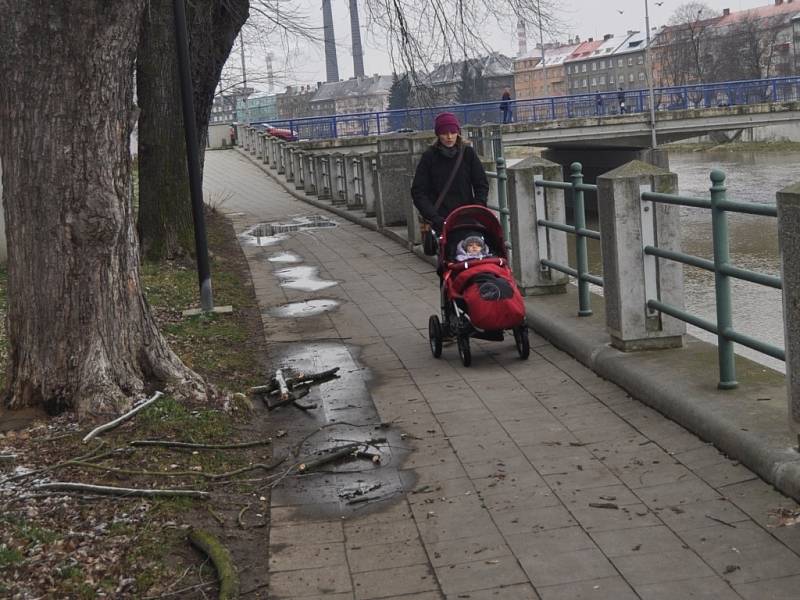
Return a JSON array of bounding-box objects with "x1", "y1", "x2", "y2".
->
[
  {"x1": 411, "y1": 112, "x2": 489, "y2": 235},
  {"x1": 617, "y1": 87, "x2": 627, "y2": 114},
  {"x1": 500, "y1": 87, "x2": 513, "y2": 124}
]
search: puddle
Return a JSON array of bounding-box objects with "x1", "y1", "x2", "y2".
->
[
  {"x1": 267, "y1": 343, "x2": 410, "y2": 519},
  {"x1": 270, "y1": 299, "x2": 339, "y2": 318},
  {"x1": 252, "y1": 215, "x2": 337, "y2": 237},
  {"x1": 275, "y1": 266, "x2": 338, "y2": 292},
  {"x1": 239, "y1": 223, "x2": 288, "y2": 247},
  {"x1": 268, "y1": 251, "x2": 302, "y2": 263}
]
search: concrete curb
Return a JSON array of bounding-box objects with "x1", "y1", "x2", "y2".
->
[{"x1": 236, "y1": 147, "x2": 800, "y2": 502}]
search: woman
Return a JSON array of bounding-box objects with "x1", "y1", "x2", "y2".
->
[{"x1": 411, "y1": 112, "x2": 489, "y2": 233}]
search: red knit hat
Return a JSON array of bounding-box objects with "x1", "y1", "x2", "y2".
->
[{"x1": 434, "y1": 112, "x2": 460, "y2": 135}]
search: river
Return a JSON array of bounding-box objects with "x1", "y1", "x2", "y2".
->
[
  {"x1": 669, "y1": 150, "x2": 785, "y2": 373},
  {"x1": 575, "y1": 150, "x2": 786, "y2": 373}
]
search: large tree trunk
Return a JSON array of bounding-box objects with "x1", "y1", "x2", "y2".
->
[
  {"x1": 0, "y1": 0, "x2": 203, "y2": 416},
  {"x1": 137, "y1": 0, "x2": 195, "y2": 261},
  {"x1": 136, "y1": 0, "x2": 249, "y2": 261}
]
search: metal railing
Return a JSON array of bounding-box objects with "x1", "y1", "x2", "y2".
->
[
  {"x1": 253, "y1": 75, "x2": 800, "y2": 141},
  {"x1": 485, "y1": 157, "x2": 511, "y2": 249},
  {"x1": 534, "y1": 162, "x2": 603, "y2": 316},
  {"x1": 641, "y1": 170, "x2": 783, "y2": 389}
]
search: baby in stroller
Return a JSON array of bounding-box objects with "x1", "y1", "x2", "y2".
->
[{"x1": 454, "y1": 234, "x2": 493, "y2": 262}]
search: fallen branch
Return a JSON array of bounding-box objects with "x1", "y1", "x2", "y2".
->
[
  {"x1": 250, "y1": 367, "x2": 341, "y2": 395},
  {"x1": 82, "y1": 391, "x2": 164, "y2": 443},
  {"x1": 297, "y1": 438, "x2": 386, "y2": 473},
  {"x1": 275, "y1": 369, "x2": 290, "y2": 401},
  {"x1": 130, "y1": 439, "x2": 272, "y2": 450},
  {"x1": 237, "y1": 504, "x2": 250, "y2": 528},
  {"x1": 65, "y1": 457, "x2": 286, "y2": 481},
  {"x1": 35, "y1": 481, "x2": 209, "y2": 499},
  {"x1": 188, "y1": 528, "x2": 240, "y2": 600}
]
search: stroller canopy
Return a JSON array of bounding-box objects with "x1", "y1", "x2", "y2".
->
[{"x1": 442, "y1": 205, "x2": 507, "y2": 260}]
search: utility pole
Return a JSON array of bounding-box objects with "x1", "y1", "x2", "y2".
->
[
  {"x1": 239, "y1": 33, "x2": 248, "y2": 123},
  {"x1": 537, "y1": 0, "x2": 548, "y2": 97},
  {"x1": 644, "y1": 0, "x2": 658, "y2": 148}
]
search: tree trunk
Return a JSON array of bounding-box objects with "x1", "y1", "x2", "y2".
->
[
  {"x1": 0, "y1": 0, "x2": 203, "y2": 416},
  {"x1": 137, "y1": 0, "x2": 195, "y2": 261},
  {"x1": 136, "y1": 0, "x2": 249, "y2": 261}
]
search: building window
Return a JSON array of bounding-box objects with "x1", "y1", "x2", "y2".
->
[
  {"x1": 592, "y1": 63, "x2": 597, "y2": 71},
  {"x1": 628, "y1": 72, "x2": 634, "y2": 83},
  {"x1": 609, "y1": 74, "x2": 615, "y2": 83},
  {"x1": 618, "y1": 58, "x2": 623, "y2": 67},
  {"x1": 638, "y1": 71, "x2": 645, "y2": 81},
  {"x1": 600, "y1": 75, "x2": 606, "y2": 85},
  {"x1": 582, "y1": 78, "x2": 587, "y2": 87},
  {"x1": 637, "y1": 55, "x2": 644, "y2": 65},
  {"x1": 591, "y1": 77, "x2": 596, "y2": 86},
  {"x1": 581, "y1": 64, "x2": 587, "y2": 73},
  {"x1": 627, "y1": 57, "x2": 633, "y2": 66},
  {"x1": 600, "y1": 60, "x2": 605, "y2": 69}
]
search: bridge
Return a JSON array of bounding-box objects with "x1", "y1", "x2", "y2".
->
[
  {"x1": 208, "y1": 142, "x2": 800, "y2": 598},
  {"x1": 258, "y1": 75, "x2": 800, "y2": 149}
]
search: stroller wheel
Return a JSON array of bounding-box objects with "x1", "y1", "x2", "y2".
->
[
  {"x1": 428, "y1": 315, "x2": 443, "y2": 358},
  {"x1": 514, "y1": 325, "x2": 530, "y2": 360},
  {"x1": 457, "y1": 335, "x2": 472, "y2": 367}
]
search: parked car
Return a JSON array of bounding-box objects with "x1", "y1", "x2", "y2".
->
[{"x1": 259, "y1": 123, "x2": 299, "y2": 142}]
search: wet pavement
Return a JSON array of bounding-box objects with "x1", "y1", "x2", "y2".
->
[{"x1": 204, "y1": 149, "x2": 800, "y2": 600}]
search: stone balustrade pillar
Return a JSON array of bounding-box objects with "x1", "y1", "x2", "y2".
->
[
  {"x1": 376, "y1": 137, "x2": 413, "y2": 230},
  {"x1": 277, "y1": 141, "x2": 286, "y2": 175},
  {"x1": 269, "y1": 137, "x2": 278, "y2": 170},
  {"x1": 361, "y1": 153, "x2": 378, "y2": 217},
  {"x1": 304, "y1": 153, "x2": 317, "y2": 195},
  {"x1": 285, "y1": 147, "x2": 295, "y2": 183},
  {"x1": 345, "y1": 155, "x2": 363, "y2": 209},
  {"x1": 331, "y1": 154, "x2": 347, "y2": 206},
  {"x1": 777, "y1": 183, "x2": 800, "y2": 439},
  {"x1": 506, "y1": 156, "x2": 569, "y2": 295},
  {"x1": 294, "y1": 150, "x2": 305, "y2": 190},
  {"x1": 314, "y1": 154, "x2": 332, "y2": 200},
  {"x1": 597, "y1": 160, "x2": 685, "y2": 351}
]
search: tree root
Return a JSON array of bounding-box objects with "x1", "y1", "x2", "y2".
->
[{"x1": 188, "y1": 528, "x2": 240, "y2": 600}]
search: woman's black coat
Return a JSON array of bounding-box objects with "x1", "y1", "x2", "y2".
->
[{"x1": 410, "y1": 141, "x2": 489, "y2": 226}]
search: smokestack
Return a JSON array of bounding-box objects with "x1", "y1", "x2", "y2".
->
[
  {"x1": 349, "y1": 0, "x2": 365, "y2": 78},
  {"x1": 266, "y1": 52, "x2": 275, "y2": 93},
  {"x1": 322, "y1": 0, "x2": 340, "y2": 83},
  {"x1": 517, "y1": 19, "x2": 527, "y2": 57}
]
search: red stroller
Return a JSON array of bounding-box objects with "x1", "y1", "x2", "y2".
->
[{"x1": 428, "y1": 205, "x2": 529, "y2": 366}]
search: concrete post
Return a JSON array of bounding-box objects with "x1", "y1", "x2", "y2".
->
[
  {"x1": 256, "y1": 132, "x2": 265, "y2": 160},
  {"x1": 331, "y1": 154, "x2": 347, "y2": 205},
  {"x1": 376, "y1": 137, "x2": 413, "y2": 228},
  {"x1": 506, "y1": 156, "x2": 569, "y2": 295},
  {"x1": 345, "y1": 155, "x2": 363, "y2": 209},
  {"x1": 249, "y1": 128, "x2": 257, "y2": 154},
  {"x1": 294, "y1": 150, "x2": 305, "y2": 190},
  {"x1": 315, "y1": 154, "x2": 332, "y2": 200},
  {"x1": 285, "y1": 147, "x2": 295, "y2": 183},
  {"x1": 277, "y1": 141, "x2": 286, "y2": 175},
  {"x1": 777, "y1": 183, "x2": 800, "y2": 439},
  {"x1": 304, "y1": 153, "x2": 317, "y2": 195},
  {"x1": 361, "y1": 153, "x2": 378, "y2": 217},
  {"x1": 261, "y1": 134, "x2": 268, "y2": 164},
  {"x1": 597, "y1": 160, "x2": 685, "y2": 351},
  {"x1": 269, "y1": 138, "x2": 278, "y2": 170}
]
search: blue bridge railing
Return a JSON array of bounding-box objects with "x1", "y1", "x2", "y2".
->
[{"x1": 253, "y1": 75, "x2": 800, "y2": 141}]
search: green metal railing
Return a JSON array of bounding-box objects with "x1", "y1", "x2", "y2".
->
[
  {"x1": 642, "y1": 170, "x2": 783, "y2": 389},
  {"x1": 486, "y1": 157, "x2": 511, "y2": 250},
  {"x1": 534, "y1": 162, "x2": 603, "y2": 316}
]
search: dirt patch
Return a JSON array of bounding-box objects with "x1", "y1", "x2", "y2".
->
[{"x1": 0, "y1": 210, "x2": 275, "y2": 599}]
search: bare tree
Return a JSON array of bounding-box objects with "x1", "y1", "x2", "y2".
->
[
  {"x1": 655, "y1": 2, "x2": 719, "y2": 86},
  {"x1": 0, "y1": 0, "x2": 203, "y2": 416}
]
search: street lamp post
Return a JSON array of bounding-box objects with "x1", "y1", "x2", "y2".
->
[
  {"x1": 537, "y1": 0, "x2": 548, "y2": 98},
  {"x1": 644, "y1": 0, "x2": 658, "y2": 148}
]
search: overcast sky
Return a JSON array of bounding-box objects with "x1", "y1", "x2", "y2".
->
[{"x1": 242, "y1": 0, "x2": 775, "y2": 91}]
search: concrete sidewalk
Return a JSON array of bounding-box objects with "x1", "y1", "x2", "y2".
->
[{"x1": 206, "y1": 148, "x2": 800, "y2": 600}]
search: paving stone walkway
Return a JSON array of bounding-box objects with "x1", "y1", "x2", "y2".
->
[{"x1": 205, "y1": 149, "x2": 800, "y2": 600}]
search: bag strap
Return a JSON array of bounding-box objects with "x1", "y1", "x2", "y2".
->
[{"x1": 433, "y1": 142, "x2": 466, "y2": 212}]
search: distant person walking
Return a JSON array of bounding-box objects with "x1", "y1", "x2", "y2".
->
[
  {"x1": 617, "y1": 88, "x2": 626, "y2": 114},
  {"x1": 499, "y1": 87, "x2": 513, "y2": 124},
  {"x1": 595, "y1": 93, "x2": 604, "y2": 116}
]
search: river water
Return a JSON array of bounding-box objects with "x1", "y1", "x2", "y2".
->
[
  {"x1": 669, "y1": 150, "x2": 786, "y2": 373},
  {"x1": 577, "y1": 150, "x2": 787, "y2": 373}
]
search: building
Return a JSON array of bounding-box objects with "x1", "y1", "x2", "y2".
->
[
  {"x1": 565, "y1": 34, "x2": 630, "y2": 94},
  {"x1": 514, "y1": 41, "x2": 579, "y2": 98},
  {"x1": 416, "y1": 53, "x2": 514, "y2": 105},
  {"x1": 236, "y1": 94, "x2": 278, "y2": 124},
  {"x1": 309, "y1": 74, "x2": 394, "y2": 117},
  {"x1": 275, "y1": 85, "x2": 315, "y2": 120}
]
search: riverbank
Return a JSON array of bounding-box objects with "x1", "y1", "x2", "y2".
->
[{"x1": 665, "y1": 140, "x2": 800, "y2": 153}]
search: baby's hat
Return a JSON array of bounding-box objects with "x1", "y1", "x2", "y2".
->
[{"x1": 463, "y1": 235, "x2": 485, "y2": 248}]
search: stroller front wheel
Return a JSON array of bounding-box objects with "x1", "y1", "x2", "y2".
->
[
  {"x1": 457, "y1": 335, "x2": 472, "y2": 367},
  {"x1": 513, "y1": 325, "x2": 530, "y2": 360},
  {"x1": 429, "y1": 315, "x2": 443, "y2": 358}
]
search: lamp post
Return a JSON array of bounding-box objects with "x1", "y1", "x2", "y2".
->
[
  {"x1": 644, "y1": 0, "x2": 658, "y2": 148},
  {"x1": 537, "y1": 0, "x2": 548, "y2": 97}
]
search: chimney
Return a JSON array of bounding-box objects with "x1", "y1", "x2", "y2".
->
[
  {"x1": 723, "y1": 8, "x2": 730, "y2": 15},
  {"x1": 604, "y1": 33, "x2": 613, "y2": 40},
  {"x1": 588, "y1": 37, "x2": 593, "y2": 42},
  {"x1": 349, "y1": 0, "x2": 365, "y2": 78},
  {"x1": 517, "y1": 18, "x2": 528, "y2": 57},
  {"x1": 322, "y1": 0, "x2": 340, "y2": 83}
]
